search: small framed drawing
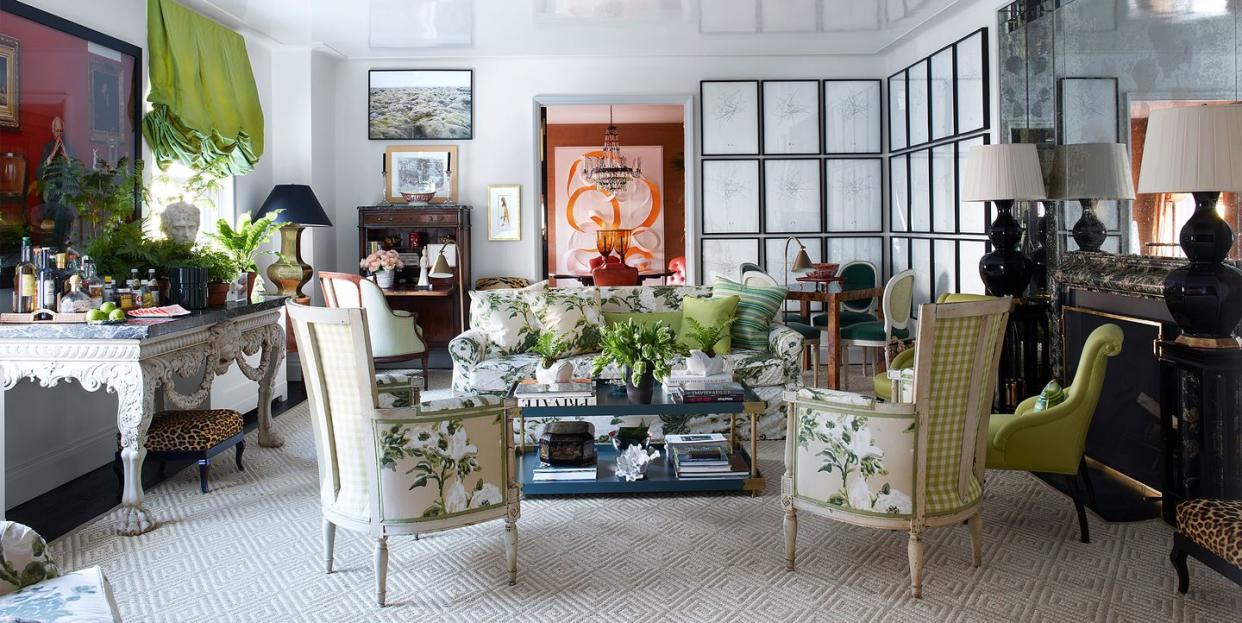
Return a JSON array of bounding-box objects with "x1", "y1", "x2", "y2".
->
[
  {"x1": 825, "y1": 158, "x2": 882, "y2": 233},
  {"x1": 701, "y1": 238, "x2": 759, "y2": 285},
  {"x1": 764, "y1": 158, "x2": 822, "y2": 233},
  {"x1": 701, "y1": 80, "x2": 760, "y2": 155},
  {"x1": 823, "y1": 79, "x2": 882, "y2": 155},
  {"x1": 701, "y1": 159, "x2": 760, "y2": 234},
  {"x1": 929, "y1": 46, "x2": 955, "y2": 141},
  {"x1": 1059, "y1": 77, "x2": 1118, "y2": 144},
  {"x1": 762, "y1": 80, "x2": 821, "y2": 155},
  {"x1": 889, "y1": 71, "x2": 907, "y2": 151},
  {"x1": 384, "y1": 145, "x2": 459, "y2": 204},
  {"x1": 0, "y1": 35, "x2": 19, "y2": 129},
  {"x1": 368, "y1": 69, "x2": 473, "y2": 140},
  {"x1": 487, "y1": 184, "x2": 520, "y2": 240},
  {"x1": 907, "y1": 60, "x2": 930, "y2": 147},
  {"x1": 955, "y1": 28, "x2": 988, "y2": 135}
]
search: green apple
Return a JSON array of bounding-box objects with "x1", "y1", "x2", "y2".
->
[
  {"x1": 99, "y1": 302, "x2": 117, "y2": 314},
  {"x1": 108, "y1": 308, "x2": 126, "y2": 321},
  {"x1": 87, "y1": 309, "x2": 107, "y2": 322}
]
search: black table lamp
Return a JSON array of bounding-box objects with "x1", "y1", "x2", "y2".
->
[
  {"x1": 962, "y1": 144, "x2": 1048, "y2": 297},
  {"x1": 253, "y1": 184, "x2": 333, "y2": 302}
]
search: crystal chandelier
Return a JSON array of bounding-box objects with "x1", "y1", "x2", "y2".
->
[{"x1": 583, "y1": 106, "x2": 641, "y2": 194}]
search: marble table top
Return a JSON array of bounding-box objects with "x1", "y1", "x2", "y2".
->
[{"x1": 0, "y1": 297, "x2": 287, "y2": 340}]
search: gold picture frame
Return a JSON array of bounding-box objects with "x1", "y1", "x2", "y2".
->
[
  {"x1": 383, "y1": 145, "x2": 459, "y2": 204},
  {"x1": 487, "y1": 184, "x2": 521, "y2": 241},
  {"x1": 0, "y1": 34, "x2": 20, "y2": 129}
]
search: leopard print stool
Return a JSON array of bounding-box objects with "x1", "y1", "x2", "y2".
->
[
  {"x1": 1171, "y1": 498, "x2": 1242, "y2": 593},
  {"x1": 114, "y1": 409, "x2": 245, "y2": 494}
]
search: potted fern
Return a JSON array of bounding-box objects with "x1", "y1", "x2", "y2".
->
[
  {"x1": 531, "y1": 331, "x2": 574, "y2": 384},
  {"x1": 592, "y1": 319, "x2": 686, "y2": 404},
  {"x1": 205, "y1": 210, "x2": 283, "y2": 300},
  {"x1": 682, "y1": 317, "x2": 733, "y2": 377}
]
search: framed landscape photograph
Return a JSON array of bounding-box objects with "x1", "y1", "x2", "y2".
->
[
  {"x1": 701, "y1": 80, "x2": 760, "y2": 155},
  {"x1": 823, "y1": 79, "x2": 881, "y2": 155},
  {"x1": 384, "y1": 145, "x2": 459, "y2": 203},
  {"x1": 368, "y1": 69, "x2": 473, "y2": 140},
  {"x1": 487, "y1": 184, "x2": 520, "y2": 241},
  {"x1": 762, "y1": 80, "x2": 821, "y2": 155}
]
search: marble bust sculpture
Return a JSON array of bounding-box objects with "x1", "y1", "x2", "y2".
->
[{"x1": 161, "y1": 201, "x2": 201, "y2": 243}]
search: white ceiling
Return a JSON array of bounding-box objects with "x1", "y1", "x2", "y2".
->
[{"x1": 178, "y1": 0, "x2": 965, "y2": 58}]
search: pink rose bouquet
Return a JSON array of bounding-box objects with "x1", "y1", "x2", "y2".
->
[{"x1": 360, "y1": 249, "x2": 404, "y2": 273}]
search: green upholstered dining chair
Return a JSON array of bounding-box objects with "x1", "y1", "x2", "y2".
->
[
  {"x1": 873, "y1": 293, "x2": 997, "y2": 401},
  {"x1": 320, "y1": 271, "x2": 429, "y2": 389},
  {"x1": 810, "y1": 260, "x2": 879, "y2": 330},
  {"x1": 985, "y1": 323, "x2": 1123, "y2": 544},
  {"x1": 742, "y1": 267, "x2": 820, "y2": 386},
  {"x1": 784, "y1": 296, "x2": 1012, "y2": 598},
  {"x1": 287, "y1": 301, "x2": 520, "y2": 606},
  {"x1": 838, "y1": 269, "x2": 916, "y2": 388}
]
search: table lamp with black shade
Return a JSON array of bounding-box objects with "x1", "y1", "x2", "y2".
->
[
  {"x1": 1137, "y1": 104, "x2": 1242, "y2": 348},
  {"x1": 253, "y1": 184, "x2": 333, "y2": 303},
  {"x1": 962, "y1": 144, "x2": 1048, "y2": 297},
  {"x1": 1055, "y1": 143, "x2": 1135, "y2": 253}
]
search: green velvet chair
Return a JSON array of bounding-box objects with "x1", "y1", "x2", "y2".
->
[
  {"x1": 872, "y1": 293, "x2": 996, "y2": 400},
  {"x1": 810, "y1": 261, "x2": 879, "y2": 329},
  {"x1": 985, "y1": 323, "x2": 1123, "y2": 544}
]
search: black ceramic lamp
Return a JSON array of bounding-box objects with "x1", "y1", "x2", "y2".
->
[
  {"x1": 253, "y1": 185, "x2": 333, "y2": 302},
  {"x1": 962, "y1": 144, "x2": 1048, "y2": 297},
  {"x1": 1138, "y1": 104, "x2": 1242, "y2": 348},
  {"x1": 1056, "y1": 143, "x2": 1136, "y2": 253}
]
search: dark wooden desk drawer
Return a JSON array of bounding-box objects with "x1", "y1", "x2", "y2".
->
[{"x1": 360, "y1": 211, "x2": 458, "y2": 227}]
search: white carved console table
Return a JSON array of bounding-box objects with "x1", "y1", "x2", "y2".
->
[{"x1": 0, "y1": 298, "x2": 287, "y2": 536}]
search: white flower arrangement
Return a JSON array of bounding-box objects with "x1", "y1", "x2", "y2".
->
[{"x1": 360, "y1": 249, "x2": 404, "y2": 273}]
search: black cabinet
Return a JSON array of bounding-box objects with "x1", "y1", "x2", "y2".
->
[{"x1": 995, "y1": 299, "x2": 1052, "y2": 412}]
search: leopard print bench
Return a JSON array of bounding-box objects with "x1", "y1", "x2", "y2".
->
[
  {"x1": 1171, "y1": 498, "x2": 1242, "y2": 593},
  {"x1": 114, "y1": 409, "x2": 245, "y2": 494}
]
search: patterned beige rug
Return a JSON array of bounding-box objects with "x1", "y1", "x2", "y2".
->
[{"x1": 50, "y1": 400, "x2": 1240, "y2": 622}]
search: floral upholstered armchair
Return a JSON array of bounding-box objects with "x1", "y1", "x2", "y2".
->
[
  {"x1": 0, "y1": 521, "x2": 122, "y2": 621},
  {"x1": 782, "y1": 297, "x2": 1011, "y2": 598},
  {"x1": 288, "y1": 301, "x2": 519, "y2": 607},
  {"x1": 450, "y1": 284, "x2": 804, "y2": 441}
]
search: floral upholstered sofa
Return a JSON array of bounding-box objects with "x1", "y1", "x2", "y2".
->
[{"x1": 450, "y1": 285, "x2": 804, "y2": 442}]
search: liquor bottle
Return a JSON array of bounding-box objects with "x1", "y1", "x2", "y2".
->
[
  {"x1": 54, "y1": 252, "x2": 68, "y2": 295},
  {"x1": 81, "y1": 256, "x2": 104, "y2": 309},
  {"x1": 102, "y1": 276, "x2": 116, "y2": 304},
  {"x1": 37, "y1": 249, "x2": 57, "y2": 318},
  {"x1": 146, "y1": 269, "x2": 160, "y2": 307},
  {"x1": 58, "y1": 274, "x2": 92, "y2": 313},
  {"x1": 13, "y1": 237, "x2": 36, "y2": 314},
  {"x1": 127, "y1": 268, "x2": 140, "y2": 291}
]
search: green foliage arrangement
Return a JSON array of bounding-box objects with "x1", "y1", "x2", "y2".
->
[
  {"x1": 36, "y1": 157, "x2": 148, "y2": 242},
  {"x1": 682, "y1": 317, "x2": 732, "y2": 358},
  {"x1": 531, "y1": 331, "x2": 572, "y2": 369},
  {"x1": 186, "y1": 247, "x2": 239, "y2": 284},
  {"x1": 592, "y1": 319, "x2": 686, "y2": 386},
  {"x1": 205, "y1": 210, "x2": 283, "y2": 274},
  {"x1": 84, "y1": 219, "x2": 195, "y2": 279}
]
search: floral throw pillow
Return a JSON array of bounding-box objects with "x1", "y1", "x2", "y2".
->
[
  {"x1": 0, "y1": 521, "x2": 60, "y2": 596},
  {"x1": 524, "y1": 288, "x2": 605, "y2": 356},
  {"x1": 468, "y1": 289, "x2": 540, "y2": 356}
]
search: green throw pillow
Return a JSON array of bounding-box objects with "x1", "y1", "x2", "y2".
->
[
  {"x1": 711, "y1": 277, "x2": 786, "y2": 351},
  {"x1": 678, "y1": 296, "x2": 738, "y2": 355},
  {"x1": 1033, "y1": 380, "x2": 1067, "y2": 412},
  {"x1": 603, "y1": 311, "x2": 683, "y2": 333}
]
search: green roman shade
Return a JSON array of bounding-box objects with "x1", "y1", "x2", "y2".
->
[{"x1": 144, "y1": 0, "x2": 264, "y2": 177}]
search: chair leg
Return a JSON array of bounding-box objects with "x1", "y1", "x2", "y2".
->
[
  {"x1": 504, "y1": 514, "x2": 518, "y2": 586},
  {"x1": 235, "y1": 441, "x2": 246, "y2": 471},
  {"x1": 1171, "y1": 540, "x2": 1190, "y2": 594},
  {"x1": 323, "y1": 519, "x2": 337, "y2": 574},
  {"x1": 810, "y1": 342, "x2": 820, "y2": 388},
  {"x1": 1066, "y1": 474, "x2": 1090, "y2": 544},
  {"x1": 969, "y1": 512, "x2": 983, "y2": 568},
  {"x1": 421, "y1": 351, "x2": 430, "y2": 390},
  {"x1": 908, "y1": 528, "x2": 925, "y2": 598},
  {"x1": 1079, "y1": 457, "x2": 1097, "y2": 509},
  {"x1": 197, "y1": 459, "x2": 210, "y2": 494},
  {"x1": 784, "y1": 503, "x2": 798, "y2": 571},
  {"x1": 374, "y1": 535, "x2": 390, "y2": 606}
]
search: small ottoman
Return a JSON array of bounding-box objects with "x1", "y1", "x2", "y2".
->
[
  {"x1": 117, "y1": 409, "x2": 245, "y2": 494},
  {"x1": 1171, "y1": 498, "x2": 1242, "y2": 593}
]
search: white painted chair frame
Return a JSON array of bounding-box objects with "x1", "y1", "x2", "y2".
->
[
  {"x1": 839, "y1": 269, "x2": 915, "y2": 388},
  {"x1": 742, "y1": 267, "x2": 820, "y2": 387}
]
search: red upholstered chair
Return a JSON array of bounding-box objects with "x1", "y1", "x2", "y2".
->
[
  {"x1": 591, "y1": 262, "x2": 640, "y2": 286},
  {"x1": 668, "y1": 256, "x2": 687, "y2": 285}
]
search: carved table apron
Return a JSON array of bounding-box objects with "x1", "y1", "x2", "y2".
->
[{"x1": 0, "y1": 308, "x2": 286, "y2": 536}]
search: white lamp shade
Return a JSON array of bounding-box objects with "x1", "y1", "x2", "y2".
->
[
  {"x1": 1137, "y1": 104, "x2": 1242, "y2": 194},
  {"x1": 962, "y1": 143, "x2": 1048, "y2": 202},
  {"x1": 1053, "y1": 143, "x2": 1136, "y2": 200}
]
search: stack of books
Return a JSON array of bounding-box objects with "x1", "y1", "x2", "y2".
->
[
  {"x1": 531, "y1": 463, "x2": 597, "y2": 482},
  {"x1": 666, "y1": 434, "x2": 749, "y2": 480},
  {"x1": 669, "y1": 381, "x2": 746, "y2": 404},
  {"x1": 514, "y1": 381, "x2": 597, "y2": 407}
]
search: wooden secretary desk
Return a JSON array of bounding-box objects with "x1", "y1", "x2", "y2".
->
[{"x1": 357, "y1": 205, "x2": 471, "y2": 349}]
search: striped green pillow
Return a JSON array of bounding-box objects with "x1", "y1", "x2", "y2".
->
[{"x1": 711, "y1": 277, "x2": 787, "y2": 351}]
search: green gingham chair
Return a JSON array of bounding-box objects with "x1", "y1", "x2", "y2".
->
[
  {"x1": 288, "y1": 301, "x2": 520, "y2": 607},
  {"x1": 781, "y1": 297, "x2": 1011, "y2": 598}
]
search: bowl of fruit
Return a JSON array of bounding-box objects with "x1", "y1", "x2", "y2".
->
[{"x1": 86, "y1": 302, "x2": 128, "y2": 325}]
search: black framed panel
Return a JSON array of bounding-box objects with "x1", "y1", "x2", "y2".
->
[
  {"x1": 701, "y1": 159, "x2": 762, "y2": 234},
  {"x1": 761, "y1": 79, "x2": 823, "y2": 155},
  {"x1": 959, "y1": 239, "x2": 989, "y2": 295},
  {"x1": 699, "y1": 237, "x2": 760, "y2": 285},
  {"x1": 888, "y1": 71, "x2": 908, "y2": 152},
  {"x1": 1057, "y1": 76, "x2": 1119, "y2": 144},
  {"x1": 700, "y1": 80, "x2": 761, "y2": 156},
  {"x1": 909, "y1": 149, "x2": 932, "y2": 232},
  {"x1": 954, "y1": 27, "x2": 989, "y2": 135},
  {"x1": 907, "y1": 59, "x2": 931, "y2": 147},
  {"x1": 825, "y1": 157, "x2": 884, "y2": 233},
  {"x1": 763, "y1": 158, "x2": 823, "y2": 234},
  {"x1": 956, "y1": 134, "x2": 992, "y2": 234},
  {"x1": 889, "y1": 154, "x2": 910, "y2": 232},
  {"x1": 930, "y1": 143, "x2": 956, "y2": 233},
  {"x1": 889, "y1": 236, "x2": 911, "y2": 280},
  {"x1": 930, "y1": 46, "x2": 956, "y2": 141},
  {"x1": 823, "y1": 79, "x2": 883, "y2": 155},
  {"x1": 825, "y1": 236, "x2": 884, "y2": 282}
]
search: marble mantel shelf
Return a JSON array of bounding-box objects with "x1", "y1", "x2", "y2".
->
[
  {"x1": 1053, "y1": 252, "x2": 1182, "y2": 299},
  {"x1": 0, "y1": 298, "x2": 287, "y2": 340}
]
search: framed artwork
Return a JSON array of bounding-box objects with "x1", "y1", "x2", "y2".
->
[
  {"x1": 701, "y1": 159, "x2": 760, "y2": 234},
  {"x1": 909, "y1": 149, "x2": 931, "y2": 232},
  {"x1": 930, "y1": 46, "x2": 955, "y2": 141},
  {"x1": 931, "y1": 143, "x2": 956, "y2": 233},
  {"x1": 825, "y1": 158, "x2": 882, "y2": 232},
  {"x1": 825, "y1": 237, "x2": 883, "y2": 278},
  {"x1": 487, "y1": 184, "x2": 520, "y2": 241},
  {"x1": 384, "y1": 145, "x2": 459, "y2": 204},
  {"x1": 368, "y1": 69, "x2": 473, "y2": 140},
  {"x1": 959, "y1": 240, "x2": 988, "y2": 294},
  {"x1": 88, "y1": 57, "x2": 123, "y2": 143},
  {"x1": 700, "y1": 238, "x2": 759, "y2": 285},
  {"x1": 763, "y1": 158, "x2": 821, "y2": 233},
  {"x1": 762, "y1": 80, "x2": 820, "y2": 155},
  {"x1": 766, "y1": 237, "x2": 822, "y2": 289},
  {"x1": 823, "y1": 79, "x2": 882, "y2": 155},
  {"x1": 890, "y1": 237, "x2": 910, "y2": 276},
  {"x1": 907, "y1": 60, "x2": 930, "y2": 146},
  {"x1": 1059, "y1": 77, "x2": 1118, "y2": 144},
  {"x1": 701, "y1": 80, "x2": 760, "y2": 155},
  {"x1": 957, "y1": 135, "x2": 991, "y2": 234},
  {"x1": 0, "y1": 34, "x2": 18, "y2": 129},
  {"x1": 933, "y1": 238, "x2": 957, "y2": 299},
  {"x1": 955, "y1": 28, "x2": 988, "y2": 135},
  {"x1": 889, "y1": 154, "x2": 909, "y2": 232},
  {"x1": 888, "y1": 71, "x2": 907, "y2": 151}
]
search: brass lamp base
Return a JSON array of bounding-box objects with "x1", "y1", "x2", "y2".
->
[{"x1": 268, "y1": 224, "x2": 312, "y2": 302}]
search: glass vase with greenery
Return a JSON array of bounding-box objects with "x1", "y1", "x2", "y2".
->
[
  {"x1": 592, "y1": 319, "x2": 686, "y2": 403},
  {"x1": 531, "y1": 331, "x2": 573, "y2": 384}
]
